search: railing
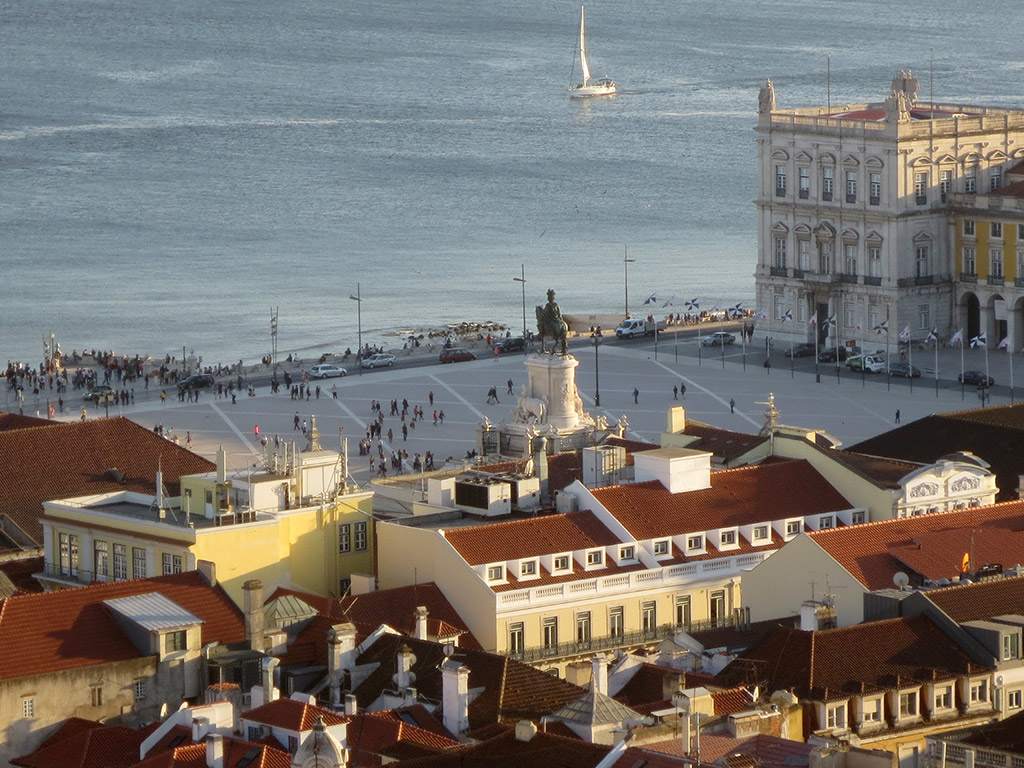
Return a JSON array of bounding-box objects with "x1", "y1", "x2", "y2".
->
[
  {"x1": 960, "y1": 273, "x2": 978, "y2": 283},
  {"x1": 507, "y1": 615, "x2": 739, "y2": 663},
  {"x1": 39, "y1": 562, "x2": 98, "y2": 584},
  {"x1": 987, "y1": 275, "x2": 1005, "y2": 286},
  {"x1": 838, "y1": 274, "x2": 858, "y2": 284},
  {"x1": 769, "y1": 266, "x2": 787, "y2": 277},
  {"x1": 863, "y1": 276, "x2": 882, "y2": 286}
]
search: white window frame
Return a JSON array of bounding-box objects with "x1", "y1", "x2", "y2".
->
[
  {"x1": 826, "y1": 702, "x2": 846, "y2": 729},
  {"x1": 487, "y1": 565, "x2": 504, "y2": 581},
  {"x1": 553, "y1": 555, "x2": 570, "y2": 572},
  {"x1": 822, "y1": 167, "x2": 834, "y2": 200},
  {"x1": 134, "y1": 680, "x2": 147, "y2": 701},
  {"x1": 774, "y1": 237, "x2": 787, "y2": 269},
  {"x1": 991, "y1": 248, "x2": 1004, "y2": 278},
  {"x1": 845, "y1": 170, "x2": 857, "y2": 202},
  {"x1": 914, "y1": 172, "x2": 927, "y2": 203},
  {"x1": 720, "y1": 530, "x2": 736, "y2": 546},
  {"x1": 963, "y1": 247, "x2": 976, "y2": 274},
  {"x1": 652, "y1": 539, "x2": 670, "y2": 556},
  {"x1": 619, "y1": 545, "x2": 635, "y2": 561},
  {"x1": 686, "y1": 535, "x2": 704, "y2": 552},
  {"x1": 992, "y1": 221, "x2": 1003, "y2": 239},
  {"x1": 934, "y1": 685, "x2": 952, "y2": 710},
  {"x1": 1008, "y1": 689, "x2": 1023, "y2": 710},
  {"x1": 586, "y1": 549, "x2": 604, "y2": 566},
  {"x1": 862, "y1": 696, "x2": 881, "y2": 722},
  {"x1": 869, "y1": 172, "x2": 881, "y2": 204},
  {"x1": 963, "y1": 219, "x2": 975, "y2": 236},
  {"x1": 818, "y1": 516, "x2": 833, "y2": 530},
  {"x1": 915, "y1": 245, "x2": 930, "y2": 278},
  {"x1": 869, "y1": 246, "x2": 881, "y2": 277},
  {"x1": 609, "y1": 606, "x2": 624, "y2": 637},
  {"x1": 970, "y1": 679, "x2": 989, "y2": 704},
  {"x1": 965, "y1": 167, "x2": 977, "y2": 193},
  {"x1": 786, "y1": 520, "x2": 802, "y2": 536},
  {"x1": 23, "y1": 698, "x2": 35, "y2": 719},
  {"x1": 851, "y1": 511, "x2": 866, "y2": 524},
  {"x1": 775, "y1": 165, "x2": 787, "y2": 196},
  {"x1": 520, "y1": 560, "x2": 537, "y2": 576},
  {"x1": 799, "y1": 167, "x2": 810, "y2": 198},
  {"x1": 899, "y1": 690, "x2": 918, "y2": 717},
  {"x1": 354, "y1": 521, "x2": 368, "y2": 551},
  {"x1": 753, "y1": 525, "x2": 769, "y2": 541}
]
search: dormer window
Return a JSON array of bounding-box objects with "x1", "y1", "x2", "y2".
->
[
  {"x1": 934, "y1": 685, "x2": 952, "y2": 710},
  {"x1": 586, "y1": 550, "x2": 604, "y2": 566},
  {"x1": 899, "y1": 691, "x2": 917, "y2": 717},
  {"x1": 619, "y1": 546, "x2": 635, "y2": 561},
  {"x1": 720, "y1": 530, "x2": 736, "y2": 546},
  {"x1": 753, "y1": 525, "x2": 769, "y2": 541},
  {"x1": 652, "y1": 540, "x2": 670, "y2": 556},
  {"x1": 861, "y1": 697, "x2": 881, "y2": 722},
  {"x1": 819, "y1": 516, "x2": 833, "y2": 530},
  {"x1": 520, "y1": 560, "x2": 537, "y2": 576},
  {"x1": 826, "y1": 702, "x2": 847, "y2": 729},
  {"x1": 687, "y1": 535, "x2": 704, "y2": 551},
  {"x1": 165, "y1": 630, "x2": 187, "y2": 652},
  {"x1": 1003, "y1": 633, "x2": 1020, "y2": 660},
  {"x1": 487, "y1": 565, "x2": 504, "y2": 581},
  {"x1": 553, "y1": 555, "x2": 570, "y2": 572},
  {"x1": 786, "y1": 521, "x2": 802, "y2": 536},
  {"x1": 970, "y1": 680, "x2": 989, "y2": 704}
]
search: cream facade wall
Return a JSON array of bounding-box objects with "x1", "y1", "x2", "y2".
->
[
  {"x1": 742, "y1": 534, "x2": 866, "y2": 626},
  {"x1": 755, "y1": 88, "x2": 1024, "y2": 349}
]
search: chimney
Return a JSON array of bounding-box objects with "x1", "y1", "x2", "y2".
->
[
  {"x1": 394, "y1": 644, "x2": 416, "y2": 689},
  {"x1": 414, "y1": 606, "x2": 429, "y2": 640},
  {"x1": 216, "y1": 447, "x2": 227, "y2": 484},
  {"x1": 262, "y1": 657, "x2": 279, "y2": 704},
  {"x1": 242, "y1": 580, "x2": 265, "y2": 652},
  {"x1": 668, "y1": 405, "x2": 686, "y2": 434},
  {"x1": 192, "y1": 716, "x2": 211, "y2": 742},
  {"x1": 591, "y1": 654, "x2": 609, "y2": 696},
  {"x1": 344, "y1": 694, "x2": 357, "y2": 716},
  {"x1": 155, "y1": 464, "x2": 165, "y2": 513},
  {"x1": 205, "y1": 734, "x2": 223, "y2": 768},
  {"x1": 514, "y1": 720, "x2": 538, "y2": 742},
  {"x1": 197, "y1": 559, "x2": 217, "y2": 586},
  {"x1": 442, "y1": 660, "x2": 470, "y2": 736},
  {"x1": 328, "y1": 624, "x2": 357, "y2": 707},
  {"x1": 532, "y1": 436, "x2": 549, "y2": 500}
]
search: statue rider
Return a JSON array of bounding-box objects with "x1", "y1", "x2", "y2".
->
[{"x1": 537, "y1": 289, "x2": 569, "y2": 355}]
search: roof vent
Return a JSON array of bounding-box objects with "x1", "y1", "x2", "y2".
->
[{"x1": 108, "y1": 467, "x2": 126, "y2": 483}]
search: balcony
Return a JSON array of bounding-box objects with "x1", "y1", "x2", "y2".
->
[
  {"x1": 822, "y1": 191, "x2": 833, "y2": 202},
  {"x1": 776, "y1": 187, "x2": 786, "y2": 197},
  {"x1": 863, "y1": 276, "x2": 882, "y2": 286},
  {"x1": 1015, "y1": 278, "x2": 1024, "y2": 287},
  {"x1": 988, "y1": 275, "x2": 1005, "y2": 286},
  {"x1": 769, "y1": 266, "x2": 788, "y2": 277},
  {"x1": 799, "y1": 190, "x2": 809, "y2": 199},
  {"x1": 36, "y1": 562, "x2": 101, "y2": 587},
  {"x1": 792, "y1": 269, "x2": 806, "y2": 279},
  {"x1": 916, "y1": 195, "x2": 928, "y2": 206},
  {"x1": 915, "y1": 276, "x2": 934, "y2": 286},
  {"x1": 960, "y1": 273, "x2": 977, "y2": 283},
  {"x1": 838, "y1": 273, "x2": 859, "y2": 285},
  {"x1": 846, "y1": 194, "x2": 857, "y2": 204}
]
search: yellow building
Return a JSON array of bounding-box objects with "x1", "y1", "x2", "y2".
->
[{"x1": 37, "y1": 429, "x2": 373, "y2": 604}]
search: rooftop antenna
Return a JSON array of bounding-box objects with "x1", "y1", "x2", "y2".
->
[{"x1": 826, "y1": 55, "x2": 831, "y2": 112}]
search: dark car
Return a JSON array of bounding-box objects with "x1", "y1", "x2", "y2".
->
[
  {"x1": 818, "y1": 346, "x2": 859, "y2": 363},
  {"x1": 177, "y1": 373, "x2": 216, "y2": 391},
  {"x1": 439, "y1": 348, "x2": 477, "y2": 364},
  {"x1": 888, "y1": 362, "x2": 921, "y2": 378},
  {"x1": 784, "y1": 342, "x2": 816, "y2": 358},
  {"x1": 958, "y1": 370, "x2": 994, "y2": 387},
  {"x1": 83, "y1": 384, "x2": 115, "y2": 402},
  {"x1": 493, "y1": 337, "x2": 526, "y2": 354}
]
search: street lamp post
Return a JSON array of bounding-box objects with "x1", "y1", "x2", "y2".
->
[
  {"x1": 591, "y1": 331, "x2": 601, "y2": 406},
  {"x1": 623, "y1": 245, "x2": 635, "y2": 317},
  {"x1": 513, "y1": 265, "x2": 527, "y2": 351},
  {"x1": 349, "y1": 283, "x2": 362, "y2": 376}
]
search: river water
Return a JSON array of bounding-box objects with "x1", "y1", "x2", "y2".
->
[{"x1": 2, "y1": 0, "x2": 1020, "y2": 366}]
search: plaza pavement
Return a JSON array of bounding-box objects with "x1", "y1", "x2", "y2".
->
[{"x1": 23, "y1": 330, "x2": 1021, "y2": 487}]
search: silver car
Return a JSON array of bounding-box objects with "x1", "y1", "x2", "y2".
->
[
  {"x1": 361, "y1": 353, "x2": 396, "y2": 369},
  {"x1": 309, "y1": 364, "x2": 347, "y2": 379}
]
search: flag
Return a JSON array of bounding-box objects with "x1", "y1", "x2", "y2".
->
[
  {"x1": 950, "y1": 328, "x2": 964, "y2": 345},
  {"x1": 729, "y1": 302, "x2": 744, "y2": 319},
  {"x1": 711, "y1": 301, "x2": 722, "y2": 313},
  {"x1": 809, "y1": 314, "x2": 817, "y2": 327},
  {"x1": 757, "y1": 308, "x2": 768, "y2": 320},
  {"x1": 685, "y1": 298, "x2": 699, "y2": 312},
  {"x1": 925, "y1": 328, "x2": 938, "y2": 343},
  {"x1": 780, "y1": 309, "x2": 793, "y2": 323},
  {"x1": 822, "y1": 314, "x2": 836, "y2": 332},
  {"x1": 961, "y1": 552, "x2": 970, "y2": 573},
  {"x1": 873, "y1": 320, "x2": 888, "y2": 335},
  {"x1": 855, "y1": 321, "x2": 862, "y2": 333},
  {"x1": 662, "y1": 296, "x2": 677, "y2": 308},
  {"x1": 643, "y1": 292, "x2": 658, "y2": 305},
  {"x1": 899, "y1": 325, "x2": 911, "y2": 343},
  {"x1": 999, "y1": 337, "x2": 1010, "y2": 350},
  {"x1": 970, "y1": 332, "x2": 987, "y2": 348}
]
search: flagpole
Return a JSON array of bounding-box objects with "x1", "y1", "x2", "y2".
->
[
  {"x1": 813, "y1": 314, "x2": 820, "y2": 383},
  {"x1": 1010, "y1": 344, "x2": 1014, "y2": 404},
  {"x1": 984, "y1": 339, "x2": 990, "y2": 399},
  {"x1": 885, "y1": 310, "x2": 891, "y2": 392},
  {"x1": 934, "y1": 334, "x2": 939, "y2": 398},
  {"x1": 960, "y1": 335, "x2": 965, "y2": 401},
  {"x1": 908, "y1": 329, "x2": 914, "y2": 394}
]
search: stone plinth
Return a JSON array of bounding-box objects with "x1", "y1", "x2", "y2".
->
[{"x1": 525, "y1": 353, "x2": 581, "y2": 430}]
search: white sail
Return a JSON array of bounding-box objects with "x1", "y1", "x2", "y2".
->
[{"x1": 579, "y1": 6, "x2": 591, "y2": 86}]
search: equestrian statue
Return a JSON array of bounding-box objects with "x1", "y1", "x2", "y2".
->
[{"x1": 535, "y1": 289, "x2": 569, "y2": 355}]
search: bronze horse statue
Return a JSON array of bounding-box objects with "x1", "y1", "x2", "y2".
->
[{"x1": 535, "y1": 289, "x2": 569, "y2": 355}]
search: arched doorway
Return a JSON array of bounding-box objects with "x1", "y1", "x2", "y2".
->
[{"x1": 962, "y1": 292, "x2": 980, "y2": 340}]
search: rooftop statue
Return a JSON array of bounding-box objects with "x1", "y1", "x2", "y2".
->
[
  {"x1": 535, "y1": 289, "x2": 569, "y2": 355},
  {"x1": 758, "y1": 79, "x2": 776, "y2": 114}
]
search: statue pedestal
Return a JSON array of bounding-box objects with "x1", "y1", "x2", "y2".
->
[{"x1": 526, "y1": 353, "x2": 581, "y2": 430}]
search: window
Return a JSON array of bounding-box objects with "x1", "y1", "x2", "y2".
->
[
  {"x1": 991, "y1": 166, "x2": 1003, "y2": 191},
  {"x1": 965, "y1": 167, "x2": 977, "y2": 193},
  {"x1": 822, "y1": 167, "x2": 834, "y2": 201},
  {"x1": 554, "y1": 555, "x2": 570, "y2": 571},
  {"x1": 675, "y1": 596, "x2": 691, "y2": 626},
  {"x1": 964, "y1": 219, "x2": 975, "y2": 236},
  {"x1": 992, "y1": 221, "x2": 1003, "y2": 239},
  {"x1": 819, "y1": 516, "x2": 833, "y2": 529},
  {"x1": 94, "y1": 540, "x2": 108, "y2": 578},
  {"x1": 619, "y1": 546, "x2": 634, "y2": 560},
  {"x1": 935, "y1": 686, "x2": 952, "y2": 709},
  {"x1": 776, "y1": 165, "x2": 787, "y2": 196},
  {"x1": 338, "y1": 523, "x2": 351, "y2": 553},
  {"x1": 23, "y1": 698, "x2": 35, "y2": 719},
  {"x1": 91, "y1": 686, "x2": 103, "y2": 707},
  {"x1": 827, "y1": 702, "x2": 846, "y2": 729},
  {"x1": 487, "y1": 565, "x2": 503, "y2": 581},
  {"x1": 134, "y1": 680, "x2": 147, "y2": 701},
  {"x1": 799, "y1": 167, "x2": 810, "y2": 198},
  {"x1": 846, "y1": 171, "x2": 857, "y2": 203},
  {"x1": 774, "y1": 237, "x2": 787, "y2": 269},
  {"x1": 652, "y1": 540, "x2": 669, "y2": 556},
  {"x1": 918, "y1": 304, "x2": 930, "y2": 331},
  {"x1": 686, "y1": 535, "x2": 704, "y2": 551},
  {"x1": 1008, "y1": 690, "x2": 1023, "y2": 710},
  {"x1": 963, "y1": 247, "x2": 977, "y2": 274},
  {"x1": 354, "y1": 521, "x2": 367, "y2": 550},
  {"x1": 609, "y1": 606, "x2": 624, "y2": 637},
  {"x1": 798, "y1": 239, "x2": 810, "y2": 271},
  {"x1": 914, "y1": 172, "x2": 927, "y2": 204},
  {"x1": 844, "y1": 244, "x2": 857, "y2": 275},
  {"x1": 870, "y1": 172, "x2": 881, "y2": 205},
  {"x1": 248, "y1": 726, "x2": 264, "y2": 742},
  {"x1": 58, "y1": 532, "x2": 79, "y2": 576},
  {"x1": 862, "y1": 697, "x2": 881, "y2": 721},
  {"x1": 587, "y1": 550, "x2": 603, "y2": 565},
  {"x1": 970, "y1": 680, "x2": 988, "y2": 703},
  {"x1": 991, "y1": 249, "x2": 1004, "y2": 278},
  {"x1": 113, "y1": 544, "x2": 127, "y2": 581},
  {"x1": 819, "y1": 241, "x2": 832, "y2": 273},
  {"x1": 867, "y1": 246, "x2": 881, "y2": 278},
  {"x1": 508, "y1": 622, "x2": 524, "y2": 654},
  {"x1": 709, "y1": 590, "x2": 726, "y2": 624},
  {"x1": 773, "y1": 294, "x2": 785, "y2": 321},
  {"x1": 851, "y1": 511, "x2": 866, "y2": 524},
  {"x1": 753, "y1": 525, "x2": 769, "y2": 541},
  {"x1": 162, "y1": 553, "x2": 182, "y2": 575},
  {"x1": 520, "y1": 560, "x2": 537, "y2": 576},
  {"x1": 641, "y1": 601, "x2": 657, "y2": 631},
  {"x1": 542, "y1": 617, "x2": 558, "y2": 650},
  {"x1": 786, "y1": 521, "x2": 802, "y2": 536},
  {"x1": 1019, "y1": 224, "x2": 1024, "y2": 239},
  {"x1": 576, "y1": 612, "x2": 591, "y2": 644},
  {"x1": 132, "y1": 547, "x2": 146, "y2": 579},
  {"x1": 844, "y1": 302, "x2": 855, "y2": 329},
  {"x1": 899, "y1": 691, "x2": 917, "y2": 717},
  {"x1": 940, "y1": 169, "x2": 952, "y2": 201},
  {"x1": 166, "y1": 630, "x2": 187, "y2": 652},
  {"x1": 915, "y1": 245, "x2": 930, "y2": 278},
  {"x1": 720, "y1": 530, "x2": 736, "y2": 545},
  {"x1": 288, "y1": 736, "x2": 298, "y2": 754}
]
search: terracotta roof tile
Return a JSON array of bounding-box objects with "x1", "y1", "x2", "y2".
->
[
  {"x1": 0, "y1": 570, "x2": 245, "y2": 679},
  {"x1": 345, "y1": 710, "x2": 459, "y2": 760},
  {"x1": 925, "y1": 575, "x2": 1024, "y2": 623},
  {"x1": 0, "y1": 417, "x2": 215, "y2": 543},
  {"x1": 809, "y1": 501, "x2": 1024, "y2": 590},
  {"x1": 957, "y1": 708, "x2": 1024, "y2": 751},
  {"x1": 712, "y1": 686, "x2": 754, "y2": 715},
  {"x1": 243, "y1": 697, "x2": 348, "y2": 731},
  {"x1": 833, "y1": 452, "x2": 923, "y2": 489},
  {"x1": 592, "y1": 460, "x2": 853, "y2": 540},
  {"x1": 132, "y1": 737, "x2": 292, "y2": 768},
  {"x1": 679, "y1": 422, "x2": 768, "y2": 463},
  {"x1": 0, "y1": 413, "x2": 52, "y2": 432},
  {"x1": 11, "y1": 718, "x2": 147, "y2": 768}
]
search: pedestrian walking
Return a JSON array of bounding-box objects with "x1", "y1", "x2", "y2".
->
[
  {"x1": 680, "y1": 383, "x2": 686, "y2": 398},
  {"x1": 439, "y1": 410, "x2": 445, "y2": 424},
  {"x1": 331, "y1": 385, "x2": 338, "y2": 399},
  {"x1": 633, "y1": 387, "x2": 639, "y2": 404},
  {"x1": 402, "y1": 423, "x2": 408, "y2": 441},
  {"x1": 429, "y1": 391, "x2": 434, "y2": 406},
  {"x1": 433, "y1": 409, "x2": 438, "y2": 425},
  {"x1": 729, "y1": 398, "x2": 735, "y2": 413},
  {"x1": 673, "y1": 385, "x2": 678, "y2": 400},
  {"x1": 186, "y1": 431, "x2": 193, "y2": 448},
  {"x1": 895, "y1": 409, "x2": 901, "y2": 423},
  {"x1": 507, "y1": 378, "x2": 514, "y2": 395}
]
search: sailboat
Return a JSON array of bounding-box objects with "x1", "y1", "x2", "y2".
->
[{"x1": 569, "y1": 6, "x2": 616, "y2": 98}]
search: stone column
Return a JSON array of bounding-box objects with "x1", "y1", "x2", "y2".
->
[{"x1": 525, "y1": 354, "x2": 580, "y2": 430}]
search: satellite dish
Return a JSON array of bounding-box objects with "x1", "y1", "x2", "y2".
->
[{"x1": 893, "y1": 572, "x2": 910, "y2": 589}]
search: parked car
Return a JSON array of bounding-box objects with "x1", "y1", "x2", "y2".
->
[
  {"x1": 361, "y1": 353, "x2": 395, "y2": 369},
  {"x1": 493, "y1": 337, "x2": 526, "y2": 354},
  {"x1": 784, "y1": 342, "x2": 816, "y2": 358},
  {"x1": 888, "y1": 362, "x2": 921, "y2": 378},
  {"x1": 83, "y1": 384, "x2": 115, "y2": 402},
  {"x1": 309, "y1": 364, "x2": 347, "y2": 379},
  {"x1": 959, "y1": 370, "x2": 994, "y2": 387},
  {"x1": 177, "y1": 374, "x2": 216, "y2": 391},
  {"x1": 846, "y1": 354, "x2": 886, "y2": 373},
  {"x1": 701, "y1": 331, "x2": 736, "y2": 347},
  {"x1": 439, "y1": 348, "x2": 477, "y2": 364}
]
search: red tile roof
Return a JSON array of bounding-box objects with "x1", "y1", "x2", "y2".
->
[
  {"x1": 11, "y1": 718, "x2": 147, "y2": 768},
  {"x1": 679, "y1": 422, "x2": 768, "y2": 464},
  {"x1": 0, "y1": 570, "x2": 245, "y2": 680},
  {"x1": 346, "y1": 710, "x2": 459, "y2": 761},
  {"x1": 0, "y1": 417, "x2": 215, "y2": 543},
  {"x1": 833, "y1": 451, "x2": 922, "y2": 489},
  {"x1": 925, "y1": 575, "x2": 1024, "y2": 623},
  {"x1": 243, "y1": 697, "x2": 348, "y2": 731},
  {"x1": 0, "y1": 556, "x2": 45, "y2": 594},
  {"x1": 0, "y1": 413, "x2": 52, "y2": 432},
  {"x1": 592, "y1": 460, "x2": 853, "y2": 540},
  {"x1": 957, "y1": 708, "x2": 1024, "y2": 752},
  {"x1": 809, "y1": 501, "x2": 1024, "y2": 590},
  {"x1": 132, "y1": 737, "x2": 291, "y2": 768},
  {"x1": 717, "y1": 615, "x2": 988, "y2": 700}
]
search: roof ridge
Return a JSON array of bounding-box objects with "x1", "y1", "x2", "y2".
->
[{"x1": 810, "y1": 500, "x2": 1024, "y2": 538}]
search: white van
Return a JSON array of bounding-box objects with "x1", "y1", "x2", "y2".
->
[
  {"x1": 846, "y1": 353, "x2": 886, "y2": 373},
  {"x1": 615, "y1": 318, "x2": 653, "y2": 339}
]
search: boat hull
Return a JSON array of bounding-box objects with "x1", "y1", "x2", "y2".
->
[{"x1": 569, "y1": 82, "x2": 616, "y2": 98}]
